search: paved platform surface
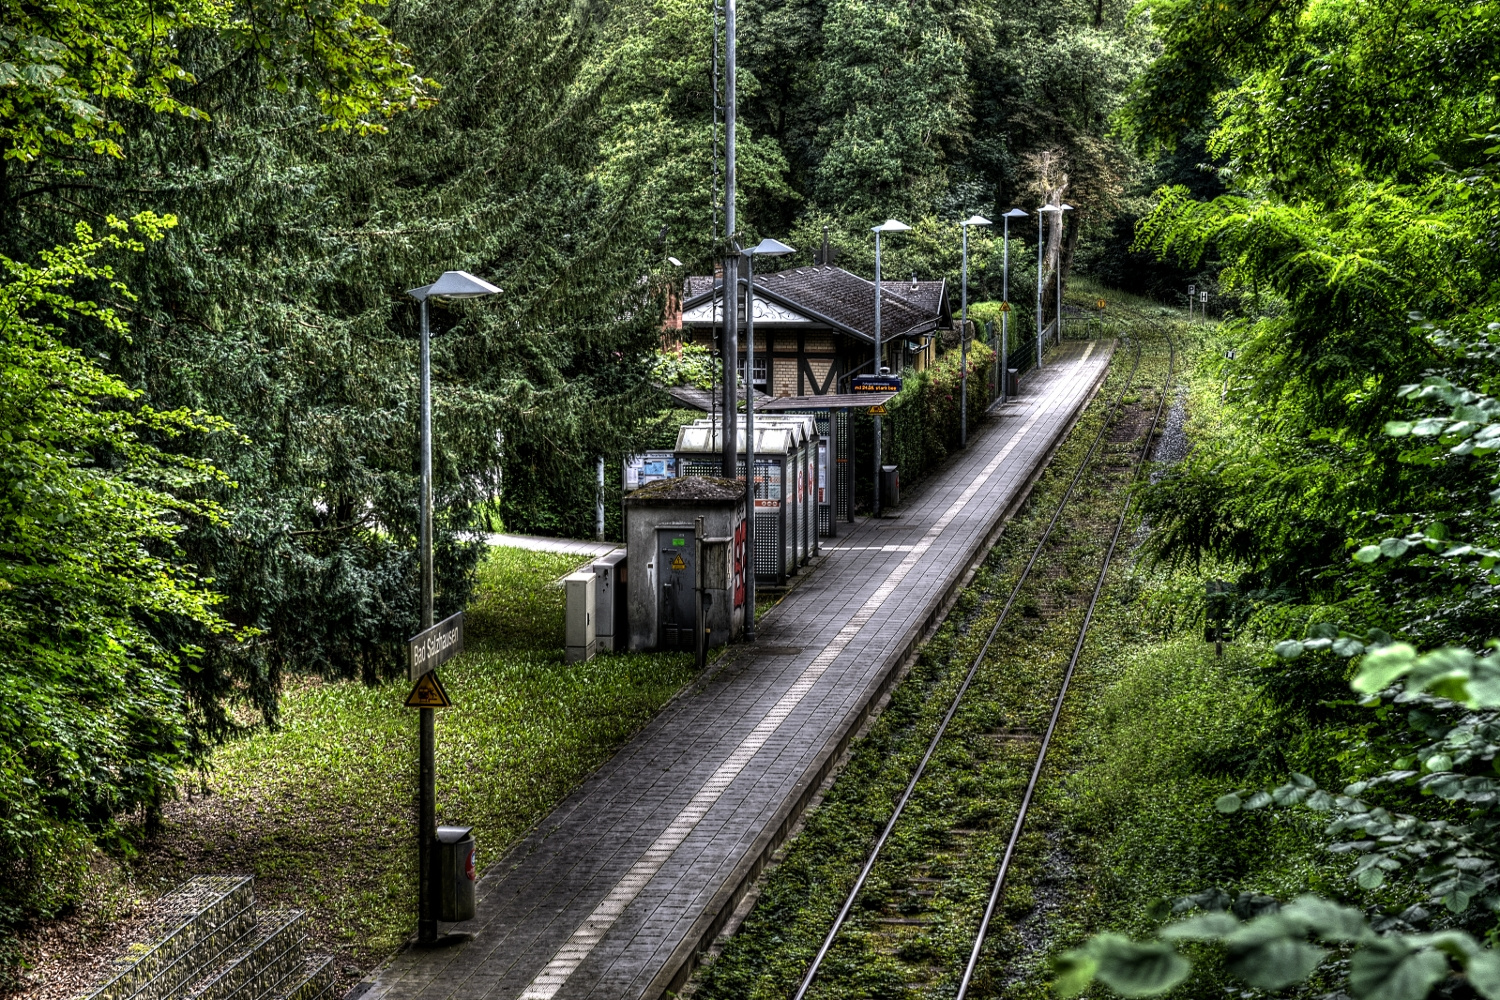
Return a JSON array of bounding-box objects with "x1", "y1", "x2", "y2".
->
[
  {"x1": 365, "y1": 340, "x2": 1114, "y2": 1000},
  {"x1": 483, "y1": 534, "x2": 621, "y2": 557}
]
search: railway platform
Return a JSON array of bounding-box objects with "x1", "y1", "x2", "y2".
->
[{"x1": 360, "y1": 339, "x2": 1114, "y2": 1000}]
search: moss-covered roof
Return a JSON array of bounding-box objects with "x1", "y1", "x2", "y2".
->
[{"x1": 624, "y1": 475, "x2": 746, "y2": 506}]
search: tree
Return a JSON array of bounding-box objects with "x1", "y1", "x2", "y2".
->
[
  {"x1": 811, "y1": 0, "x2": 967, "y2": 218},
  {"x1": 0, "y1": 214, "x2": 239, "y2": 916}
]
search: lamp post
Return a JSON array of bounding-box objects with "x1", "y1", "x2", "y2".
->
[
  {"x1": 959, "y1": 215, "x2": 990, "y2": 447},
  {"x1": 1035, "y1": 205, "x2": 1060, "y2": 369},
  {"x1": 870, "y1": 218, "x2": 910, "y2": 517},
  {"x1": 405, "y1": 269, "x2": 500, "y2": 946},
  {"x1": 999, "y1": 209, "x2": 1028, "y2": 402},
  {"x1": 742, "y1": 237, "x2": 796, "y2": 640},
  {"x1": 1057, "y1": 204, "x2": 1073, "y2": 345}
]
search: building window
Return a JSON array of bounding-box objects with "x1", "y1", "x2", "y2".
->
[{"x1": 742, "y1": 355, "x2": 768, "y2": 387}]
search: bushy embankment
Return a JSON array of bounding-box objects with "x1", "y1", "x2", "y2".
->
[{"x1": 9, "y1": 547, "x2": 695, "y2": 998}]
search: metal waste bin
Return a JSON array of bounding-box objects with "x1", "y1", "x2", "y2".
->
[
  {"x1": 435, "y1": 825, "x2": 476, "y2": 922},
  {"x1": 881, "y1": 465, "x2": 900, "y2": 509}
]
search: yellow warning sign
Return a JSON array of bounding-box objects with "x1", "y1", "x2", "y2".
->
[
  {"x1": 999, "y1": 301, "x2": 1012, "y2": 313},
  {"x1": 1097, "y1": 298, "x2": 1107, "y2": 309},
  {"x1": 670, "y1": 554, "x2": 687, "y2": 571},
  {"x1": 868, "y1": 404, "x2": 887, "y2": 415},
  {"x1": 405, "y1": 671, "x2": 452, "y2": 708}
]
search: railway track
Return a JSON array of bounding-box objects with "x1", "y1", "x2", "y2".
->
[{"x1": 783, "y1": 308, "x2": 1178, "y2": 1000}]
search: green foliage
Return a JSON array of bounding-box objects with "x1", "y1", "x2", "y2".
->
[
  {"x1": 887, "y1": 341, "x2": 995, "y2": 482},
  {"x1": 0, "y1": 0, "x2": 431, "y2": 165},
  {"x1": 0, "y1": 216, "x2": 239, "y2": 918},
  {"x1": 1058, "y1": 893, "x2": 1500, "y2": 1000},
  {"x1": 594, "y1": 0, "x2": 794, "y2": 267},
  {"x1": 652, "y1": 342, "x2": 720, "y2": 390},
  {"x1": 811, "y1": 0, "x2": 965, "y2": 217},
  {"x1": 1064, "y1": 380, "x2": 1500, "y2": 998}
]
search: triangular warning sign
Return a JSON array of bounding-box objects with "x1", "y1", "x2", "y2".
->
[
  {"x1": 406, "y1": 671, "x2": 452, "y2": 708},
  {"x1": 670, "y1": 554, "x2": 686, "y2": 571}
]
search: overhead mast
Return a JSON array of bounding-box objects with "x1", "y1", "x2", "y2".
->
[
  {"x1": 711, "y1": 0, "x2": 722, "y2": 450},
  {"x1": 720, "y1": 0, "x2": 739, "y2": 479}
]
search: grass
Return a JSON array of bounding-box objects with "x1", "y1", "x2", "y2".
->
[{"x1": 19, "y1": 546, "x2": 696, "y2": 999}]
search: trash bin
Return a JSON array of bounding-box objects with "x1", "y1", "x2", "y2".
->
[
  {"x1": 881, "y1": 465, "x2": 900, "y2": 509},
  {"x1": 435, "y1": 825, "x2": 476, "y2": 922},
  {"x1": 1006, "y1": 369, "x2": 1020, "y2": 396}
]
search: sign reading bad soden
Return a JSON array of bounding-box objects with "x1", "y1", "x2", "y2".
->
[{"x1": 409, "y1": 610, "x2": 464, "y2": 680}]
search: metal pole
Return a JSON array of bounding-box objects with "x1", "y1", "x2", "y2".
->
[
  {"x1": 1001, "y1": 216, "x2": 1010, "y2": 402},
  {"x1": 1035, "y1": 216, "x2": 1044, "y2": 370},
  {"x1": 744, "y1": 250, "x2": 758, "y2": 640},
  {"x1": 1056, "y1": 213, "x2": 1064, "y2": 345},
  {"x1": 960, "y1": 223, "x2": 969, "y2": 447},
  {"x1": 720, "y1": 0, "x2": 739, "y2": 479},
  {"x1": 873, "y1": 231, "x2": 883, "y2": 518},
  {"x1": 596, "y1": 456, "x2": 605, "y2": 541},
  {"x1": 695, "y1": 515, "x2": 706, "y2": 668},
  {"x1": 418, "y1": 298, "x2": 436, "y2": 946}
]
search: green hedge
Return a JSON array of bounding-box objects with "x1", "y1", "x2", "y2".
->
[
  {"x1": 887, "y1": 341, "x2": 995, "y2": 484},
  {"x1": 967, "y1": 300, "x2": 1035, "y2": 357}
]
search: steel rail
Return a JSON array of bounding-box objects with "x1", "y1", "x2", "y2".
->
[
  {"x1": 955, "y1": 313, "x2": 1177, "y2": 999},
  {"x1": 790, "y1": 336, "x2": 1145, "y2": 1000}
]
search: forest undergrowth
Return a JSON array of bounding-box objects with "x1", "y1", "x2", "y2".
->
[{"x1": 8, "y1": 549, "x2": 695, "y2": 999}]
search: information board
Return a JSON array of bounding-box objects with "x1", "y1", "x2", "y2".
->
[
  {"x1": 623, "y1": 450, "x2": 677, "y2": 491},
  {"x1": 850, "y1": 374, "x2": 903, "y2": 393}
]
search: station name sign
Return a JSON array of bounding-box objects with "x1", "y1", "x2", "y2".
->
[
  {"x1": 850, "y1": 374, "x2": 903, "y2": 393},
  {"x1": 409, "y1": 610, "x2": 464, "y2": 680}
]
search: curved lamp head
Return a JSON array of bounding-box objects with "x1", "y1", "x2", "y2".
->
[
  {"x1": 746, "y1": 238, "x2": 796, "y2": 257},
  {"x1": 668, "y1": 256, "x2": 684, "y2": 267},
  {"x1": 408, "y1": 270, "x2": 502, "y2": 301},
  {"x1": 1037, "y1": 204, "x2": 1062, "y2": 214},
  {"x1": 1002, "y1": 208, "x2": 1030, "y2": 219},
  {"x1": 962, "y1": 214, "x2": 992, "y2": 227},
  {"x1": 1060, "y1": 203, "x2": 1075, "y2": 212},
  {"x1": 871, "y1": 218, "x2": 912, "y2": 233}
]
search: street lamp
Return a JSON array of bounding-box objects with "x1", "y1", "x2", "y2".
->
[
  {"x1": 959, "y1": 215, "x2": 990, "y2": 447},
  {"x1": 405, "y1": 268, "x2": 500, "y2": 945},
  {"x1": 999, "y1": 209, "x2": 1028, "y2": 402},
  {"x1": 870, "y1": 218, "x2": 910, "y2": 517},
  {"x1": 1057, "y1": 204, "x2": 1074, "y2": 345},
  {"x1": 1035, "y1": 205, "x2": 1061, "y2": 369},
  {"x1": 742, "y1": 237, "x2": 795, "y2": 640}
]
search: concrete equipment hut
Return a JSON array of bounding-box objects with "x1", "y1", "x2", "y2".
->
[{"x1": 624, "y1": 476, "x2": 748, "y2": 652}]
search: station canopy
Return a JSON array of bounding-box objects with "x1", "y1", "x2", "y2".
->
[{"x1": 757, "y1": 392, "x2": 898, "y2": 411}]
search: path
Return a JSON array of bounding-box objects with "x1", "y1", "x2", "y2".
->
[
  {"x1": 362, "y1": 339, "x2": 1114, "y2": 1000},
  {"x1": 483, "y1": 534, "x2": 621, "y2": 558}
]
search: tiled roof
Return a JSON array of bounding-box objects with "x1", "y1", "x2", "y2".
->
[{"x1": 680, "y1": 266, "x2": 948, "y2": 342}]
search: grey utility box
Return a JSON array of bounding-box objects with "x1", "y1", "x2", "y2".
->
[
  {"x1": 591, "y1": 551, "x2": 627, "y2": 652},
  {"x1": 624, "y1": 477, "x2": 747, "y2": 652},
  {"x1": 564, "y1": 571, "x2": 596, "y2": 663},
  {"x1": 435, "y1": 825, "x2": 476, "y2": 922}
]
